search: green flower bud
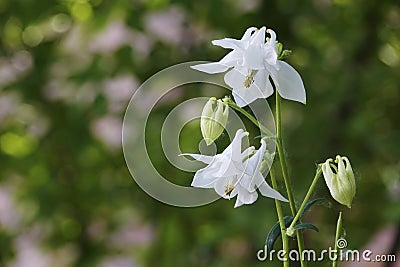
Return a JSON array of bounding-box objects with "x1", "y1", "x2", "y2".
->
[
  {"x1": 322, "y1": 156, "x2": 356, "y2": 208},
  {"x1": 201, "y1": 97, "x2": 229, "y2": 145}
]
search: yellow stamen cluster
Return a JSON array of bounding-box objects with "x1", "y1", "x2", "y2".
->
[
  {"x1": 243, "y1": 70, "x2": 257, "y2": 88},
  {"x1": 224, "y1": 184, "x2": 235, "y2": 196}
]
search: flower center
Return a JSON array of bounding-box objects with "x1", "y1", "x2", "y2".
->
[
  {"x1": 224, "y1": 184, "x2": 235, "y2": 196},
  {"x1": 243, "y1": 70, "x2": 257, "y2": 88}
]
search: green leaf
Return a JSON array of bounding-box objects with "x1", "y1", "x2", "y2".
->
[
  {"x1": 300, "y1": 198, "x2": 328, "y2": 217},
  {"x1": 293, "y1": 223, "x2": 319, "y2": 233},
  {"x1": 265, "y1": 216, "x2": 293, "y2": 255}
]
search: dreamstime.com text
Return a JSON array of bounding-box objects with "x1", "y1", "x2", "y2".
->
[{"x1": 257, "y1": 238, "x2": 396, "y2": 262}]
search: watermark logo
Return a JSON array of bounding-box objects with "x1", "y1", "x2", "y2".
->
[
  {"x1": 257, "y1": 238, "x2": 396, "y2": 263},
  {"x1": 336, "y1": 238, "x2": 347, "y2": 249}
]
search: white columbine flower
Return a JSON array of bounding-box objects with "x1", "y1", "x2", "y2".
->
[
  {"x1": 192, "y1": 27, "x2": 306, "y2": 107},
  {"x1": 181, "y1": 129, "x2": 287, "y2": 208}
]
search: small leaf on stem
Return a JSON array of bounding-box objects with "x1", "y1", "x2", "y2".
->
[
  {"x1": 265, "y1": 216, "x2": 293, "y2": 255},
  {"x1": 300, "y1": 198, "x2": 329, "y2": 217},
  {"x1": 293, "y1": 223, "x2": 319, "y2": 233}
]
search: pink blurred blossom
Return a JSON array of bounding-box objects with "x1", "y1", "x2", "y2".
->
[{"x1": 91, "y1": 116, "x2": 122, "y2": 150}]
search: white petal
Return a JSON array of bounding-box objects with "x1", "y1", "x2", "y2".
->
[
  {"x1": 236, "y1": 185, "x2": 258, "y2": 206},
  {"x1": 239, "y1": 173, "x2": 252, "y2": 192},
  {"x1": 191, "y1": 62, "x2": 230, "y2": 74},
  {"x1": 258, "y1": 180, "x2": 288, "y2": 202},
  {"x1": 264, "y1": 47, "x2": 278, "y2": 67},
  {"x1": 214, "y1": 176, "x2": 238, "y2": 199},
  {"x1": 264, "y1": 30, "x2": 278, "y2": 67},
  {"x1": 322, "y1": 159, "x2": 334, "y2": 189},
  {"x1": 274, "y1": 61, "x2": 306, "y2": 104},
  {"x1": 250, "y1": 27, "x2": 266, "y2": 45},
  {"x1": 234, "y1": 198, "x2": 244, "y2": 208},
  {"x1": 242, "y1": 27, "x2": 266, "y2": 69},
  {"x1": 220, "y1": 50, "x2": 242, "y2": 65},
  {"x1": 215, "y1": 129, "x2": 247, "y2": 177},
  {"x1": 214, "y1": 177, "x2": 229, "y2": 198},
  {"x1": 265, "y1": 29, "x2": 278, "y2": 66},
  {"x1": 241, "y1": 27, "x2": 257, "y2": 41},
  {"x1": 220, "y1": 129, "x2": 246, "y2": 162},
  {"x1": 212, "y1": 38, "x2": 243, "y2": 50},
  {"x1": 214, "y1": 158, "x2": 243, "y2": 177},
  {"x1": 212, "y1": 27, "x2": 257, "y2": 51},
  {"x1": 225, "y1": 68, "x2": 273, "y2": 107},
  {"x1": 266, "y1": 29, "x2": 277, "y2": 49},
  {"x1": 243, "y1": 139, "x2": 267, "y2": 176},
  {"x1": 243, "y1": 46, "x2": 265, "y2": 69},
  {"x1": 191, "y1": 167, "x2": 218, "y2": 188},
  {"x1": 241, "y1": 146, "x2": 255, "y2": 158},
  {"x1": 240, "y1": 164, "x2": 268, "y2": 193},
  {"x1": 179, "y1": 153, "x2": 214, "y2": 164}
]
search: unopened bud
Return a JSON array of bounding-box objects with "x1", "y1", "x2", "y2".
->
[
  {"x1": 201, "y1": 97, "x2": 229, "y2": 145},
  {"x1": 322, "y1": 156, "x2": 356, "y2": 208}
]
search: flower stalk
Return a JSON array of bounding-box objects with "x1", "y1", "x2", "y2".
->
[
  {"x1": 275, "y1": 92, "x2": 308, "y2": 267},
  {"x1": 333, "y1": 212, "x2": 343, "y2": 267},
  {"x1": 223, "y1": 98, "x2": 274, "y2": 137},
  {"x1": 286, "y1": 166, "x2": 323, "y2": 237},
  {"x1": 270, "y1": 167, "x2": 289, "y2": 267}
]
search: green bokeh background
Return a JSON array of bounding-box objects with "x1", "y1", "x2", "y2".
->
[{"x1": 0, "y1": 0, "x2": 399, "y2": 266}]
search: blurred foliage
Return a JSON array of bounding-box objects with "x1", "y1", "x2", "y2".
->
[{"x1": 0, "y1": 0, "x2": 400, "y2": 266}]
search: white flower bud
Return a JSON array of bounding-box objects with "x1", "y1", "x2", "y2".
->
[
  {"x1": 200, "y1": 97, "x2": 229, "y2": 145},
  {"x1": 322, "y1": 156, "x2": 356, "y2": 208}
]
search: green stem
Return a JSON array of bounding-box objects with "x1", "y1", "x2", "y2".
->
[
  {"x1": 275, "y1": 92, "x2": 307, "y2": 267},
  {"x1": 275, "y1": 93, "x2": 296, "y2": 214},
  {"x1": 224, "y1": 99, "x2": 274, "y2": 137},
  {"x1": 286, "y1": 167, "x2": 322, "y2": 237},
  {"x1": 270, "y1": 167, "x2": 289, "y2": 267},
  {"x1": 333, "y1": 212, "x2": 343, "y2": 267}
]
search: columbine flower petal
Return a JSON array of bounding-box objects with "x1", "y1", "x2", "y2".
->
[
  {"x1": 258, "y1": 178, "x2": 288, "y2": 202},
  {"x1": 243, "y1": 139, "x2": 267, "y2": 176},
  {"x1": 225, "y1": 68, "x2": 273, "y2": 107},
  {"x1": 179, "y1": 153, "x2": 214, "y2": 164},
  {"x1": 191, "y1": 166, "x2": 219, "y2": 188},
  {"x1": 214, "y1": 175, "x2": 239, "y2": 199},
  {"x1": 234, "y1": 185, "x2": 258, "y2": 208},
  {"x1": 190, "y1": 62, "x2": 230, "y2": 74},
  {"x1": 243, "y1": 27, "x2": 266, "y2": 69},
  {"x1": 264, "y1": 29, "x2": 278, "y2": 66},
  {"x1": 220, "y1": 50, "x2": 242, "y2": 65},
  {"x1": 239, "y1": 140, "x2": 288, "y2": 203},
  {"x1": 273, "y1": 61, "x2": 306, "y2": 104},
  {"x1": 183, "y1": 129, "x2": 248, "y2": 187},
  {"x1": 212, "y1": 27, "x2": 256, "y2": 50},
  {"x1": 214, "y1": 129, "x2": 248, "y2": 177},
  {"x1": 212, "y1": 38, "x2": 244, "y2": 50}
]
